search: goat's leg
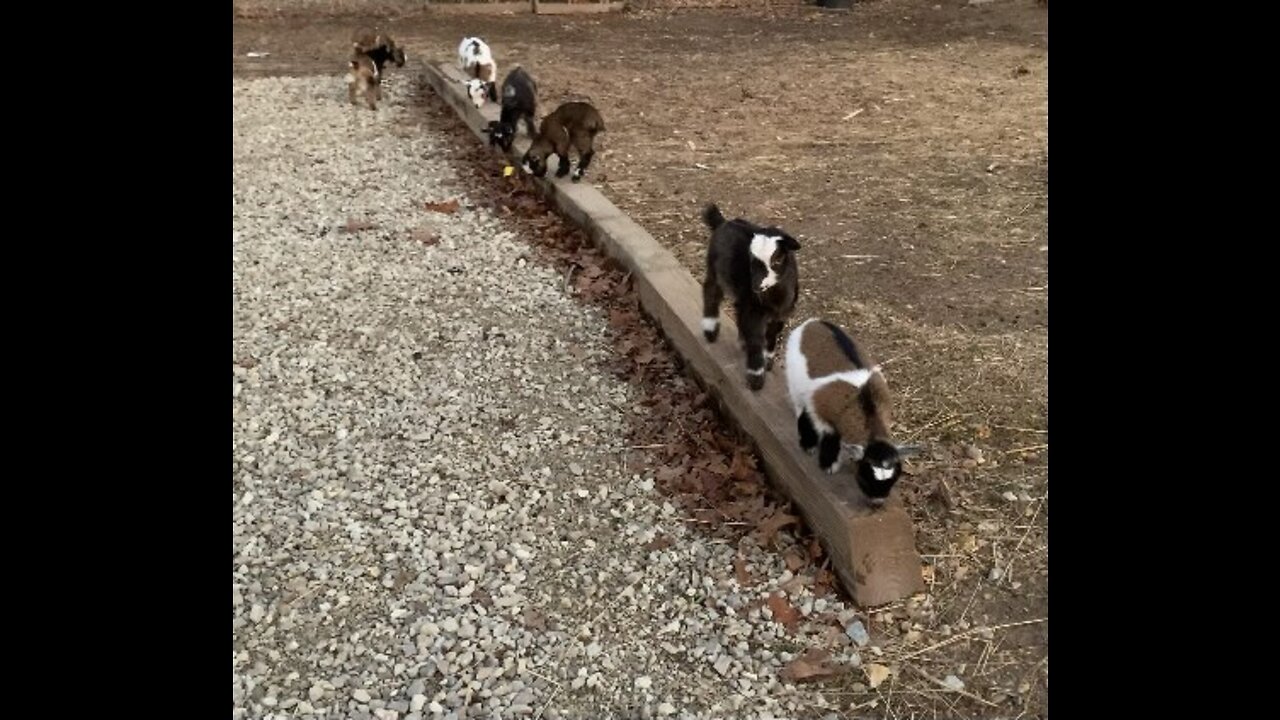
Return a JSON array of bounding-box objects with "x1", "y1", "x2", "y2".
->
[
  {"x1": 701, "y1": 273, "x2": 723, "y2": 343},
  {"x1": 348, "y1": 82, "x2": 358, "y2": 105},
  {"x1": 523, "y1": 112, "x2": 538, "y2": 138},
  {"x1": 739, "y1": 310, "x2": 768, "y2": 391},
  {"x1": 572, "y1": 150, "x2": 595, "y2": 182},
  {"x1": 798, "y1": 411, "x2": 819, "y2": 454},
  {"x1": 764, "y1": 319, "x2": 785, "y2": 371},
  {"x1": 570, "y1": 132, "x2": 596, "y2": 182},
  {"x1": 818, "y1": 432, "x2": 843, "y2": 474},
  {"x1": 554, "y1": 138, "x2": 572, "y2": 178}
]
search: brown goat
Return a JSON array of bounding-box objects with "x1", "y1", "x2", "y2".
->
[
  {"x1": 345, "y1": 54, "x2": 380, "y2": 110},
  {"x1": 519, "y1": 102, "x2": 606, "y2": 182}
]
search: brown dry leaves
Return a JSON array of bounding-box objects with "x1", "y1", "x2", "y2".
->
[
  {"x1": 780, "y1": 648, "x2": 845, "y2": 683},
  {"x1": 340, "y1": 217, "x2": 377, "y2": 233},
  {"x1": 429, "y1": 108, "x2": 834, "y2": 594},
  {"x1": 767, "y1": 592, "x2": 800, "y2": 634},
  {"x1": 423, "y1": 198, "x2": 460, "y2": 214}
]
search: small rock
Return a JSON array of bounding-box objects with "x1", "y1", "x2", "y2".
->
[
  {"x1": 411, "y1": 694, "x2": 427, "y2": 712},
  {"x1": 942, "y1": 674, "x2": 965, "y2": 691},
  {"x1": 634, "y1": 676, "x2": 652, "y2": 690},
  {"x1": 845, "y1": 621, "x2": 870, "y2": 647},
  {"x1": 713, "y1": 656, "x2": 732, "y2": 676},
  {"x1": 353, "y1": 689, "x2": 372, "y2": 704},
  {"x1": 656, "y1": 703, "x2": 676, "y2": 716},
  {"x1": 569, "y1": 462, "x2": 584, "y2": 476}
]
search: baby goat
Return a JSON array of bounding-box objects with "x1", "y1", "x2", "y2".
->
[
  {"x1": 520, "y1": 102, "x2": 605, "y2": 182},
  {"x1": 784, "y1": 318, "x2": 921, "y2": 506},
  {"x1": 700, "y1": 203, "x2": 800, "y2": 391},
  {"x1": 485, "y1": 66, "x2": 539, "y2": 152},
  {"x1": 345, "y1": 54, "x2": 380, "y2": 110},
  {"x1": 457, "y1": 37, "x2": 498, "y2": 107},
  {"x1": 352, "y1": 30, "x2": 406, "y2": 73}
]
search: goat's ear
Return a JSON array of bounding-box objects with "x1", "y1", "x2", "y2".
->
[
  {"x1": 780, "y1": 234, "x2": 801, "y2": 252},
  {"x1": 895, "y1": 444, "x2": 925, "y2": 458}
]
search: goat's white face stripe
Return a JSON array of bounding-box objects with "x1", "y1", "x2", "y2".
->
[
  {"x1": 872, "y1": 466, "x2": 895, "y2": 481},
  {"x1": 750, "y1": 234, "x2": 782, "y2": 291}
]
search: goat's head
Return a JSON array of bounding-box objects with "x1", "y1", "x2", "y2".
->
[
  {"x1": 521, "y1": 140, "x2": 552, "y2": 178},
  {"x1": 464, "y1": 79, "x2": 489, "y2": 109},
  {"x1": 846, "y1": 440, "x2": 922, "y2": 507},
  {"x1": 485, "y1": 120, "x2": 516, "y2": 151},
  {"x1": 747, "y1": 231, "x2": 800, "y2": 299}
]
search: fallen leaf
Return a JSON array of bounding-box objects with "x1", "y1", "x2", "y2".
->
[
  {"x1": 755, "y1": 512, "x2": 800, "y2": 544},
  {"x1": 733, "y1": 555, "x2": 752, "y2": 586},
  {"x1": 780, "y1": 648, "x2": 842, "y2": 683},
  {"x1": 784, "y1": 549, "x2": 806, "y2": 572},
  {"x1": 780, "y1": 575, "x2": 807, "y2": 594},
  {"x1": 521, "y1": 607, "x2": 546, "y2": 630},
  {"x1": 340, "y1": 218, "x2": 377, "y2": 233},
  {"x1": 865, "y1": 663, "x2": 892, "y2": 689},
  {"x1": 767, "y1": 592, "x2": 800, "y2": 634},
  {"x1": 644, "y1": 534, "x2": 674, "y2": 552},
  {"x1": 411, "y1": 228, "x2": 440, "y2": 245},
  {"x1": 808, "y1": 538, "x2": 824, "y2": 560},
  {"x1": 728, "y1": 451, "x2": 756, "y2": 481},
  {"x1": 423, "y1": 198, "x2": 460, "y2": 214}
]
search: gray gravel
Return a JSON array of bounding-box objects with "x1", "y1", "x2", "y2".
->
[{"x1": 233, "y1": 73, "x2": 883, "y2": 720}]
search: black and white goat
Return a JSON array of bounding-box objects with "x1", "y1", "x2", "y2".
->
[
  {"x1": 457, "y1": 36, "x2": 498, "y2": 108},
  {"x1": 352, "y1": 30, "x2": 406, "y2": 73},
  {"x1": 484, "y1": 66, "x2": 538, "y2": 152},
  {"x1": 700, "y1": 203, "x2": 800, "y2": 391},
  {"x1": 784, "y1": 318, "x2": 921, "y2": 506}
]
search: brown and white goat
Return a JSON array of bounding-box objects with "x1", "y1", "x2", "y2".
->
[{"x1": 784, "y1": 318, "x2": 921, "y2": 506}]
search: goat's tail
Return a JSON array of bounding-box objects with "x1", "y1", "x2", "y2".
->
[{"x1": 702, "y1": 203, "x2": 726, "y2": 231}]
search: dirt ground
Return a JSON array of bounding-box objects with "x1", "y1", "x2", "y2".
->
[{"x1": 234, "y1": 1, "x2": 1048, "y2": 716}]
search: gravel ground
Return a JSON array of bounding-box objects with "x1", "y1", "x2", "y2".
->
[{"x1": 233, "y1": 73, "x2": 892, "y2": 720}]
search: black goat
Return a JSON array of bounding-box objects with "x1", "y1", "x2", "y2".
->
[
  {"x1": 485, "y1": 67, "x2": 538, "y2": 152},
  {"x1": 700, "y1": 203, "x2": 801, "y2": 391}
]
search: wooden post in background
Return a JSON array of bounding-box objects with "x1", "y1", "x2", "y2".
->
[{"x1": 532, "y1": 0, "x2": 540, "y2": 14}]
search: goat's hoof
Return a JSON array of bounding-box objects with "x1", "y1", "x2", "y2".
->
[
  {"x1": 704, "y1": 329, "x2": 719, "y2": 343},
  {"x1": 747, "y1": 374, "x2": 765, "y2": 391},
  {"x1": 823, "y1": 463, "x2": 841, "y2": 475},
  {"x1": 765, "y1": 357, "x2": 775, "y2": 371}
]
